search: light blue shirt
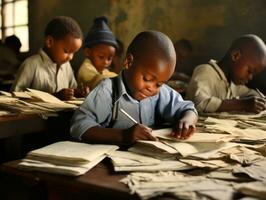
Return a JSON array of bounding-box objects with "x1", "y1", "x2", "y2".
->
[{"x1": 70, "y1": 72, "x2": 197, "y2": 140}]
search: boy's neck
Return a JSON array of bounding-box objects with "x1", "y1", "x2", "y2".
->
[
  {"x1": 43, "y1": 47, "x2": 54, "y2": 63},
  {"x1": 217, "y1": 58, "x2": 231, "y2": 82},
  {"x1": 122, "y1": 71, "x2": 138, "y2": 101}
]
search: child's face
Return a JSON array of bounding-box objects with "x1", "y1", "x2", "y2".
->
[
  {"x1": 84, "y1": 44, "x2": 116, "y2": 73},
  {"x1": 231, "y1": 52, "x2": 265, "y2": 85},
  {"x1": 124, "y1": 55, "x2": 175, "y2": 101},
  {"x1": 45, "y1": 34, "x2": 82, "y2": 65}
]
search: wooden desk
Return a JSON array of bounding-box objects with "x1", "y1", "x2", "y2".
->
[
  {"x1": 0, "y1": 114, "x2": 47, "y2": 139},
  {"x1": 0, "y1": 159, "x2": 140, "y2": 200},
  {"x1": 0, "y1": 111, "x2": 73, "y2": 163}
]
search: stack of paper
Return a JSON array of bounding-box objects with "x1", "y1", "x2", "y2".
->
[
  {"x1": 0, "y1": 88, "x2": 81, "y2": 115},
  {"x1": 26, "y1": 88, "x2": 78, "y2": 109},
  {"x1": 107, "y1": 150, "x2": 192, "y2": 172},
  {"x1": 18, "y1": 141, "x2": 118, "y2": 176}
]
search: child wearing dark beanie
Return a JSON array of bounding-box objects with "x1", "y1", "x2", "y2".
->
[{"x1": 77, "y1": 16, "x2": 118, "y2": 91}]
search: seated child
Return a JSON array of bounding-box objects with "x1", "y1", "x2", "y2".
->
[
  {"x1": 186, "y1": 34, "x2": 266, "y2": 113},
  {"x1": 70, "y1": 31, "x2": 198, "y2": 146},
  {"x1": 11, "y1": 16, "x2": 86, "y2": 100},
  {"x1": 77, "y1": 16, "x2": 118, "y2": 91}
]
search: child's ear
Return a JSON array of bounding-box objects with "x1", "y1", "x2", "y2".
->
[
  {"x1": 231, "y1": 49, "x2": 241, "y2": 62},
  {"x1": 45, "y1": 35, "x2": 54, "y2": 48},
  {"x1": 124, "y1": 54, "x2": 134, "y2": 69},
  {"x1": 83, "y1": 48, "x2": 91, "y2": 58}
]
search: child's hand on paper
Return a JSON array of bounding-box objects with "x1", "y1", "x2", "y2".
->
[
  {"x1": 241, "y1": 96, "x2": 266, "y2": 113},
  {"x1": 171, "y1": 110, "x2": 197, "y2": 139},
  {"x1": 123, "y1": 124, "x2": 158, "y2": 144},
  {"x1": 55, "y1": 88, "x2": 75, "y2": 100}
]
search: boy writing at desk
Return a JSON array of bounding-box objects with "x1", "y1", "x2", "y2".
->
[
  {"x1": 11, "y1": 16, "x2": 88, "y2": 100},
  {"x1": 186, "y1": 34, "x2": 266, "y2": 113},
  {"x1": 71, "y1": 31, "x2": 198, "y2": 146}
]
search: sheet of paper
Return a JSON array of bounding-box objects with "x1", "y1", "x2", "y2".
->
[
  {"x1": 18, "y1": 155, "x2": 105, "y2": 176},
  {"x1": 28, "y1": 141, "x2": 118, "y2": 165},
  {"x1": 27, "y1": 88, "x2": 66, "y2": 104}
]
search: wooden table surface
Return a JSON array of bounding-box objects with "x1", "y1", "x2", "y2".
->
[{"x1": 0, "y1": 159, "x2": 140, "y2": 200}]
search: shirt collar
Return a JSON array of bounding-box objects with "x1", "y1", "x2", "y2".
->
[
  {"x1": 39, "y1": 49, "x2": 57, "y2": 66},
  {"x1": 208, "y1": 59, "x2": 228, "y2": 82},
  {"x1": 115, "y1": 71, "x2": 142, "y2": 103}
]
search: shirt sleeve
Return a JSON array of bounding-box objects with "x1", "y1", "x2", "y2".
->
[
  {"x1": 156, "y1": 85, "x2": 197, "y2": 123},
  {"x1": 70, "y1": 79, "x2": 113, "y2": 140},
  {"x1": 186, "y1": 65, "x2": 222, "y2": 112},
  {"x1": 10, "y1": 58, "x2": 35, "y2": 92}
]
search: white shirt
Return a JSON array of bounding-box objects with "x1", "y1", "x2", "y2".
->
[
  {"x1": 186, "y1": 59, "x2": 259, "y2": 112},
  {"x1": 11, "y1": 49, "x2": 77, "y2": 93}
]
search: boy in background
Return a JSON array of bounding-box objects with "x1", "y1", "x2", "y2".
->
[
  {"x1": 11, "y1": 16, "x2": 86, "y2": 100},
  {"x1": 77, "y1": 16, "x2": 117, "y2": 91},
  {"x1": 71, "y1": 31, "x2": 198, "y2": 146},
  {"x1": 186, "y1": 34, "x2": 266, "y2": 113}
]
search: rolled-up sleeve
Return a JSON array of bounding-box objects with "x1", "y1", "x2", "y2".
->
[{"x1": 70, "y1": 79, "x2": 113, "y2": 140}]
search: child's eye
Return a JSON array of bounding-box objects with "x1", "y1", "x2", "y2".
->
[{"x1": 143, "y1": 76, "x2": 152, "y2": 82}]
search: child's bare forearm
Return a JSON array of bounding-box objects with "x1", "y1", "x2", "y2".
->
[{"x1": 217, "y1": 99, "x2": 244, "y2": 112}]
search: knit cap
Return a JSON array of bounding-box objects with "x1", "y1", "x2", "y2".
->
[{"x1": 84, "y1": 16, "x2": 118, "y2": 48}]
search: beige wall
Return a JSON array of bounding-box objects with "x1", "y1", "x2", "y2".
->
[{"x1": 28, "y1": 0, "x2": 266, "y2": 91}]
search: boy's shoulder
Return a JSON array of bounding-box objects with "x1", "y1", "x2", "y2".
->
[
  {"x1": 193, "y1": 60, "x2": 220, "y2": 76},
  {"x1": 92, "y1": 78, "x2": 113, "y2": 94},
  {"x1": 21, "y1": 52, "x2": 44, "y2": 68}
]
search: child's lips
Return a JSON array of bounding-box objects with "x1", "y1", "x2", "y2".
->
[{"x1": 138, "y1": 92, "x2": 148, "y2": 99}]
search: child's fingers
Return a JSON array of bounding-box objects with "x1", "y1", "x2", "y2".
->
[
  {"x1": 183, "y1": 125, "x2": 196, "y2": 139},
  {"x1": 171, "y1": 123, "x2": 196, "y2": 139},
  {"x1": 144, "y1": 132, "x2": 158, "y2": 141},
  {"x1": 143, "y1": 126, "x2": 157, "y2": 141}
]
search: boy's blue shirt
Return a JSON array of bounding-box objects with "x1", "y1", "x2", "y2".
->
[{"x1": 70, "y1": 71, "x2": 197, "y2": 140}]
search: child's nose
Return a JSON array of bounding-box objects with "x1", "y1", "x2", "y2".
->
[
  {"x1": 68, "y1": 53, "x2": 74, "y2": 61},
  {"x1": 146, "y1": 83, "x2": 159, "y2": 94},
  {"x1": 248, "y1": 73, "x2": 253, "y2": 80},
  {"x1": 104, "y1": 59, "x2": 110, "y2": 65}
]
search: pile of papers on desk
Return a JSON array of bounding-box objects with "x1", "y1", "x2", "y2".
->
[
  {"x1": 0, "y1": 89, "x2": 82, "y2": 116},
  {"x1": 18, "y1": 141, "x2": 118, "y2": 176},
  {"x1": 117, "y1": 114, "x2": 266, "y2": 199}
]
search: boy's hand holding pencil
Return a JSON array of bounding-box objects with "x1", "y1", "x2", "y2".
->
[
  {"x1": 240, "y1": 94, "x2": 266, "y2": 113},
  {"x1": 120, "y1": 108, "x2": 158, "y2": 144}
]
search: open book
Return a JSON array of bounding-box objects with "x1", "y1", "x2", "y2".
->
[{"x1": 129, "y1": 128, "x2": 237, "y2": 159}]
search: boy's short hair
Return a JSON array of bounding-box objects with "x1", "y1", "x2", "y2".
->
[
  {"x1": 227, "y1": 34, "x2": 266, "y2": 58},
  {"x1": 45, "y1": 16, "x2": 83, "y2": 39},
  {"x1": 127, "y1": 30, "x2": 176, "y2": 64}
]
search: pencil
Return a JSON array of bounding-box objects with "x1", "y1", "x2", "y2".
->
[
  {"x1": 256, "y1": 88, "x2": 265, "y2": 98},
  {"x1": 119, "y1": 108, "x2": 138, "y2": 124}
]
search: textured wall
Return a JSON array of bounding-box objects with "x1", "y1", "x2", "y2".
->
[{"x1": 28, "y1": 0, "x2": 266, "y2": 92}]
